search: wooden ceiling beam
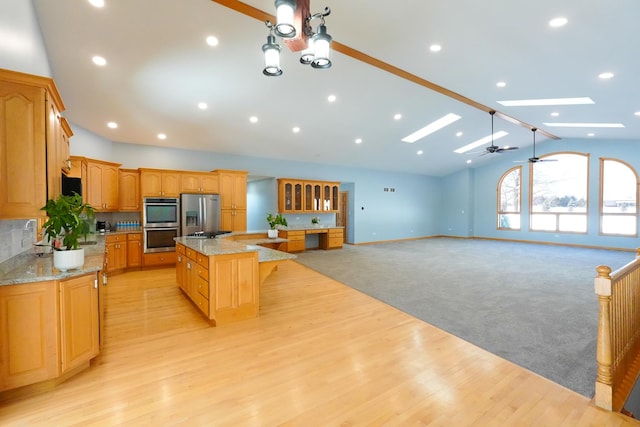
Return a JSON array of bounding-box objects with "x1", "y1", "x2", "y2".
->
[{"x1": 209, "y1": 0, "x2": 560, "y2": 140}]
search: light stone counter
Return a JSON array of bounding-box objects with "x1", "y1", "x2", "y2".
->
[
  {"x1": 174, "y1": 235, "x2": 296, "y2": 263},
  {"x1": 0, "y1": 237, "x2": 105, "y2": 286}
]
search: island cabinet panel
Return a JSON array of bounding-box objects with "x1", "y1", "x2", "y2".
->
[
  {"x1": 176, "y1": 244, "x2": 186, "y2": 292},
  {"x1": 0, "y1": 281, "x2": 59, "y2": 391},
  {"x1": 59, "y1": 273, "x2": 99, "y2": 373},
  {"x1": 210, "y1": 252, "x2": 259, "y2": 324}
]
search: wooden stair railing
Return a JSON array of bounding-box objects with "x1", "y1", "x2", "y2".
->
[{"x1": 594, "y1": 248, "x2": 640, "y2": 411}]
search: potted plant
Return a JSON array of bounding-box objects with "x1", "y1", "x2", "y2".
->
[
  {"x1": 41, "y1": 193, "x2": 96, "y2": 271},
  {"x1": 266, "y1": 213, "x2": 287, "y2": 238}
]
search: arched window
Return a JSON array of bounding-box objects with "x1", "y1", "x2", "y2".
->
[
  {"x1": 530, "y1": 152, "x2": 589, "y2": 233},
  {"x1": 497, "y1": 166, "x2": 521, "y2": 230},
  {"x1": 600, "y1": 158, "x2": 638, "y2": 236}
]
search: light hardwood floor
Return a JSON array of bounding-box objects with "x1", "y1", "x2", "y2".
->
[{"x1": 1, "y1": 261, "x2": 638, "y2": 426}]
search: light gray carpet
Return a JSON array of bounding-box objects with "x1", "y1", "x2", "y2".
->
[{"x1": 293, "y1": 238, "x2": 634, "y2": 398}]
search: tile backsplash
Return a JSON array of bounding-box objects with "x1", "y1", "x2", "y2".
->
[{"x1": 0, "y1": 219, "x2": 38, "y2": 263}]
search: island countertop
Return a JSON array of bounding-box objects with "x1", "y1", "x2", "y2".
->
[{"x1": 174, "y1": 236, "x2": 296, "y2": 263}]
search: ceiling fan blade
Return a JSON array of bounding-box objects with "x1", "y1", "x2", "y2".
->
[{"x1": 497, "y1": 146, "x2": 519, "y2": 152}]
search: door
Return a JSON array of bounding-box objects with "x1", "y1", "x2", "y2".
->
[
  {"x1": 181, "y1": 194, "x2": 203, "y2": 235},
  {"x1": 202, "y1": 194, "x2": 220, "y2": 233},
  {"x1": 337, "y1": 191, "x2": 349, "y2": 243}
]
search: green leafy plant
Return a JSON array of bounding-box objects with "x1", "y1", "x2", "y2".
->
[
  {"x1": 311, "y1": 216, "x2": 320, "y2": 225},
  {"x1": 41, "y1": 193, "x2": 96, "y2": 250},
  {"x1": 266, "y1": 212, "x2": 288, "y2": 230}
]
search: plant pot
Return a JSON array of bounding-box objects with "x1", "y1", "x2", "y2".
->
[
  {"x1": 267, "y1": 229, "x2": 279, "y2": 239},
  {"x1": 54, "y1": 248, "x2": 85, "y2": 271}
]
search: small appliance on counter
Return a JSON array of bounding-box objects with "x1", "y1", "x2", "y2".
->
[{"x1": 96, "y1": 221, "x2": 109, "y2": 233}]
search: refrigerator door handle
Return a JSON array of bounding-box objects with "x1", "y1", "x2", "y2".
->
[{"x1": 200, "y1": 196, "x2": 206, "y2": 230}]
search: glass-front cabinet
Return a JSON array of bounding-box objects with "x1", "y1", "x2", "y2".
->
[{"x1": 278, "y1": 178, "x2": 339, "y2": 213}]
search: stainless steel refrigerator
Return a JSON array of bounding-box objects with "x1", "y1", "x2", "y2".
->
[{"x1": 180, "y1": 193, "x2": 221, "y2": 236}]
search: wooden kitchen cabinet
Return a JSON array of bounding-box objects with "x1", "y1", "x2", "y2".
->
[
  {"x1": 279, "y1": 230, "x2": 306, "y2": 253},
  {"x1": 105, "y1": 234, "x2": 127, "y2": 273},
  {"x1": 0, "y1": 69, "x2": 66, "y2": 219},
  {"x1": 277, "y1": 179, "x2": 303, "y2": 213},
  {"x1": 216, "y1": 170, "x2": 247, "y2": 231},
  {"x1": 86, "y1": 159, "x2": 120, "y2": 211},
  {"x1": 126, "y1": 233, "x2": 142, "y2": 268},
  {"x1": 59, "y1": 273, "x2": 99, "y2": 373},
  {"x1": 176, "y1": 244, "x2": 186, "y2": 292},
  {"x1": 59, "y1": 117, "x2": 72, "y2": 176},
  {"x1": 0, "y1": 281, "x2": 59, "y2": 391},
  {"x1": 139, "y1": 169, "x2": 180, "y2": 197},
  {"x1": 180, "y1": 172, "x2": 219, "y2": 194},
  {"x1": 119, "y1": 169, "x2": 140, "y2": 211},
  {"x1": 142, "y1": 252, "x2": 177, "y2": 268},
  {"x1": 319, "y1": 228, "x2": 344, "y2": 249}
]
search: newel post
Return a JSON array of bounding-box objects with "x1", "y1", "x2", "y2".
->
[{"x1": 594, "y1": 265, "x2": 613, "y2": 410}]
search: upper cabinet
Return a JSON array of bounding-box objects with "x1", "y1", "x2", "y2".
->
[
  {"x1": 279, "y1": 178, "x2": 340, "y2": 213},
  {"x1": 139, "y1": 169, "x2": 180, "y2": 198},
  {"x1": 277, "y1": 179, "x2": 303, "y2": 213},
  {"x1": 86, "y1": 159, "x2": 121, "y2": 212},
  {"x1": 180, "y1": 172, "x2": 219, "y2": 194},
  {"x1": 0, "y1": 69, "x2": 67, "y2": 219},
  {"x1": 119, "y1": 169, "x2": 140, "y2": 211}
]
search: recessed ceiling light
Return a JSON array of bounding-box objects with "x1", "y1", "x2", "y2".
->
[
  {"x1": 198, "y1": 102, "x2": 208, "y2": 110},
  {"x1": 429, "y1": 44, "x2": 441, "y2": 52},
  {"x1": 394, "y1": 113, "x2": 402, "y2": 120},
  {"x1": 107, "y1": 121, "x2": 118, "y2": 129},
  {"x1": 249, "y1": 116, "x2": 258, "y2": 123},
  {"x1": 497, "y1": 97, "x2": 594, "y2": 107},
  {"x1": 456, "y1": 131, "x2": 463, "y2": 137},
  {"x1": 598, "y1": 72, "x2": 614, "y2": 80},
  {"x1": 549, "y1": 17, "x2": 568, "y2": 27},
  {"x1": 587, "y1": 133, "x2": 595, "y2": 137},
  {"x1": 496, "y1": 81, "x2": 506, "y2": 88},
  {"x1": 543, "y1": 122, "x2": 625, "y2": 128},
  {"x1": 206, "y1": 36, "x2": 219, "y2": 47},
  {"x1": 355, "y1": 138, "x2": 362, "y2": 144},
  {"x1": 292, "y1": 126, "x2": 300, "y2": 133},
  {"x1": 466, "y1": 159, "x2": 472, "y2": 164},
  {"x1": 92, "y1": 55, "x2": 107, "y2": 66},
  {"x1": 454, "y1": 131, "x2": 509, "y2": 154},
  {"x1": 327, "y1": 95, "x2": 336, "y2": 103},
  {"x1": 551, "y1": 112, "x2": 560, "y2": 117},
  {"x1": 417, "y1": 150, "x2": 424, "y2": 155},
  {"x1": 635, "y1": 111, "x2": 640, "y2": 117},
  {"x1": 157, "y1": 133, "x2": 167, "y2": 140},
  {"x1": 401, "y1": 113, "x2": 461, "y2": 143},
  {"x1": 88, "y1": 0, "x2": 105, "y2": 8}
]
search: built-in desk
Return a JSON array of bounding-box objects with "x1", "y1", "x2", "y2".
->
[{"x1": 278, "y1": 226, "x2": 344, "y2": 253}]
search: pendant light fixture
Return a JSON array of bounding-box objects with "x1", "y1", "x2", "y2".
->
[{"x1": 261, "y1": 0, "x2": 332, "y2": 76}]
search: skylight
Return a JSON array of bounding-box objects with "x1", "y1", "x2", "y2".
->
[
  {"x1": 401, "y1": 113, "x2": 461, "y2": 143},
  {"x1": 497, "y1": 97, "x2": 594, "y2": 107}
]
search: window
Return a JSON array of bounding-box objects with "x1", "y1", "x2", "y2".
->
[
  {"x1": 498, "y1": 166, "x2": 521, "y2": 230},
  {"x1": 600, "y1": 158, "x2": 638, "y2": 236},
  {"x1": 530, "y1": 153, "x2": 588, "y2": 233}
]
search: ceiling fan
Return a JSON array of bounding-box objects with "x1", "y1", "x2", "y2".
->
[
  {"x1": 480, "y1": 111, "x2": 519, "y2": 155},
  {"x1": 516, "y1": 128, "x2": 558, "y2": 163}
]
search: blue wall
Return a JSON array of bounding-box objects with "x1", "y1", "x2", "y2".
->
[{"x1": 442, "y1": 137, "x2": 640, "y2": 250}]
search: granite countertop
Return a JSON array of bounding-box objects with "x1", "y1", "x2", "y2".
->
[
  {"x1": 175, "y1": 236, "x2": 296, "y2": 263},
  {"x1": 280, "y1": 225, "x2": 344, "y2": 230},
  {"x1": 0, "y1": 237, "x2": 106, "y2": 286}
]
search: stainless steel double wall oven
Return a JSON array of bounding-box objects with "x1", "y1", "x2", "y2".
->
[{"x1": 142, "y1": 197, "x2": 179, "y2": 253}]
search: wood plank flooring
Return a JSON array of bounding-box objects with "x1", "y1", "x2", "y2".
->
[{"x1": 1, "y1": 261, "x2": 638, "y2": 426}]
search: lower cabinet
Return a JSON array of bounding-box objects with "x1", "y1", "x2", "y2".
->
[
  {"x1": 319, "y1": 228, "x2": 344, "y2": 249},
  {"x1": 126, "y1": 233, "x2": 142, "y2": 268},
  {"x1": 143, "y1": 252, "x2": 177, "y2": 268},
  {"x1": 105, "y1": 234, "x2": 127, "y2": 273},
  {"x1": 0, "y1": 272, "x2": 100, "y2": 392},
  {"x1": 59, "y1": 274, "x2": 99, "y2": 373},
  {"x1": 279, "y1": 230, "x2": 305, "y2": 253}
]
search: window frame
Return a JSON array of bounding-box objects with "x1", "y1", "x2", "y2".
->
[
  {"x1": 599, "y1": 157, "x2": 639, "y2": 237},
  {"x1": 528, "y1": 151, "x2": 590, "y2": 234},
  {"x1": 497, "y1": 166, "x2": 522, "y2": 230}
]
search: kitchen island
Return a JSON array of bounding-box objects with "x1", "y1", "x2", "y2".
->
[{"x1": 175, "y1": 233, "x2": 296, "y2": 325}]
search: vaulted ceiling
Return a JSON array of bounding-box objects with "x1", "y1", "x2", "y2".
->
[{"x1": 32, "y1": 0, "x2": 640, "y2": 176}]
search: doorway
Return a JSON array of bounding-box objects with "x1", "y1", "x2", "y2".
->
[{"x1": 337, "y1": 191, "x2": 349, "y2": 243}]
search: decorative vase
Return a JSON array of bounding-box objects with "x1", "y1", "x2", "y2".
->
[
  {"x1": 267, "y1": 229, "x2": 279, "y2": 239},
  {"x1": 53, "y1": 248, "x2": 85, "y2": 271}
]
